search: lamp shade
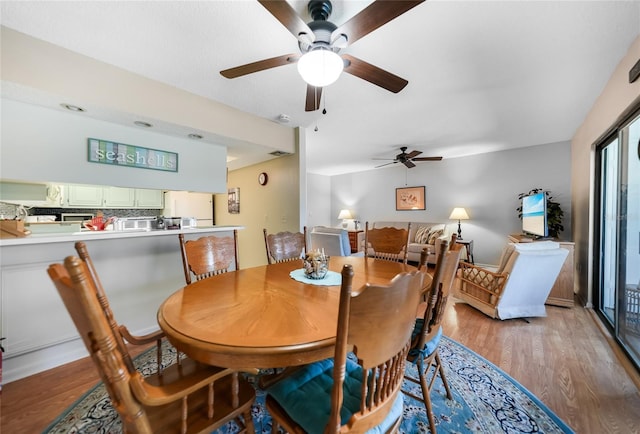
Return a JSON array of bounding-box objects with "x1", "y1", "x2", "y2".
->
[
  {"x1": 337, "y1": 209, "x2": 353, "y2": 220},
  {"x1": 297, "y1": 48, "x2": 344, "y2": 87},
  {"x1": 449, "y1": 208, "x2": 469, "y2": 220}
]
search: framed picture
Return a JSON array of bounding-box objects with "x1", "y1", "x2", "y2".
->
[
  {"x1": 396, "y1": 186, "x2": 425, "y2": 211},
  {"x1": 228, "y1": 187, "x2": 240, "y2": 214}
]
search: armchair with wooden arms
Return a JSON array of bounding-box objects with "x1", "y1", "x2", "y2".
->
[
  {"x1": 74, "y1": 241, "x2": 169, "y2": 374},
  {"x1": 263, "y1": 227, "x2": 307, "y2": 264},
  {"x1": 455, "y1": 241, "x2": 569, "y2": 320},
  {"x1": 265, "y1": 264, "x2": 423, "y2": 433},
  {"x1": 364, "y1": 221, "x2": 411, "y2": 263},
  {"x1": 48, "y1": 255, "x2": 255, "y2": 434},
  {"x1": 179, "y1": 231, "x2": 239, "y2": 284}
]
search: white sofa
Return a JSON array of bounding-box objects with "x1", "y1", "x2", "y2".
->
[
  {"x1": 308, "y1": 226, "x2": 352, "y2": 257},
  {"x1": 455, "y1": 241, "x2": 569, "y2": 320},
  {"x1": 358, "y1": 221, "x2": 450, "y2": 264}
]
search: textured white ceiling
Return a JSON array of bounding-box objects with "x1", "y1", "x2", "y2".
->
[{"x1": 1, "y1": 0, "x2": 639, "y2": 175}]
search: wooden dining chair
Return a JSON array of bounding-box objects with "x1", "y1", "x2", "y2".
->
[
  {"x1": 74, "y1": 241, "x2": 169, "y2": 374},
  {"x1": 48, "y1": 255, "x2": 256, "y2": 434},
  {"x1": 263, "y1": 227, "x2": 307, "y2": 264},
  {"x1": 404, "y1": 240, "x2": 462, "y2": 434},
  {"x1": 364, "y1": 221, "x2": 411, "y2": 264},
  {"x1": 179, "y1": 231, "x2": 239, "y2": 284},
  {"x1": 265, "y1": 263, "x2": 423, "y2": 433}
]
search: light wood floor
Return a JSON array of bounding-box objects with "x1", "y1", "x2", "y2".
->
[{"x1": 2, "y1": 298, "x2": 639, "y2": 433}]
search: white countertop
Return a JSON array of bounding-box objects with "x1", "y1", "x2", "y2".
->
[{"x1": 0, "y1": 225, "x2": 244, "y2": 246}]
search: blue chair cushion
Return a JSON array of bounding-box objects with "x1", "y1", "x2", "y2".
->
[
  {"x1": 340, "y1": 231, "x2": 351, "y2": 256},
  {"x1": 408, "y1": 321, "x2": 443, "y2": 362},
  {"x1": 266, "y1": 357, "x2": 403, "y2": 434}
]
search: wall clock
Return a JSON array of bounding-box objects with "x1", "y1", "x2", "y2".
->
[{"x1": 258, "y1": 172, "x2": 268, "y2": 186}]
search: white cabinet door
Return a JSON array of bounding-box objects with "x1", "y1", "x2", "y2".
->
[
  {"x1": 135, "y1": 189, "x2": 164, "y2": 208},
  {"x1": 66, "y1": 185, "x2": 103, "y2": 207},
  {"x1": 104, "y1": 187, "x2": 135, "y2": 207}
]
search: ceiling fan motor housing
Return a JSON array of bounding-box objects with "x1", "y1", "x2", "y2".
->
[
  {"x1": 299, "y1": 1, "x2": 342, "y2": 55},
  {"x1": 308, "y1": 0, "x2": 332, "y2": 21}
]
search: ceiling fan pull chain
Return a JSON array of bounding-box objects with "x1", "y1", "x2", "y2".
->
[
  {"x1": 314, "y1": 86, "x2": 320, "y2": 131},
  {"x1": 323, "y1": 89, "x2": 327, "y2": 115}
]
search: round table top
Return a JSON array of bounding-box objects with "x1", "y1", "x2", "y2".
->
[{"x1": 158, "y1": 256, "x2": 418, "y2": 369}]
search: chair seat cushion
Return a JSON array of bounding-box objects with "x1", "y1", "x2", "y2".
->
[
  {"x1": 408, "y1": 322, "x2": 443, "y2": 361},
  {"x1": 407, "y1": 243, "x2": 435, "y2": 254},
  {"x1": 266, "y1": 358, "x2": 403, "y2": 434}
]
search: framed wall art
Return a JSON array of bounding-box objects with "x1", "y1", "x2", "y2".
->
[
  {"x1": 396, "y1": 186, "x2": 425, "y2": 211},
  {"x1": 228, "y1": 187, "x2": 240, "y2": 214}
]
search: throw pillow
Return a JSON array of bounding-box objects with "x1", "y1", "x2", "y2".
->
[
  {"x1": 427, "y1": 228, "x2": 444, "y2": 245},
  {"x1": 414, "y1": 226, "x2": 431, "y2": 244}
]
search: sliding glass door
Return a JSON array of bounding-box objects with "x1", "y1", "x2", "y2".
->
[{"x1": 595, "y1": 110, "x2": 640, "y2": 369}]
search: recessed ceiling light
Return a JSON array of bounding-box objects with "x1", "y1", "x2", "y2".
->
[
  {"x1": 60, "y1": 103, "x2": 85, "y2": 112},
  {"x1": 188, "y1": 133, "x2": 203, "y2": 139},
  {"x1": 134, "y1": 121, "x2": 153, "y2": 128}
]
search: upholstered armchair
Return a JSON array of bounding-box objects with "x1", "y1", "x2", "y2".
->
[
  {"x1": 308, "y1": 226, "x2": 351, "y2": 256},
  {"x1": 455, "y1": 241, "x2": 569, "y2": 320}
]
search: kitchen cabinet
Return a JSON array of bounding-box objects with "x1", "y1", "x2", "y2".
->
[
  {"x1": 134, "y1": 189, "x2": 164, "y2": 208},
  {"x1": 104, "y1": 187, "x2": 135, "y2": 207},
  {"x1": 65, "y1": 184, "x2": 103, "y2": 207},
  {"x1": 64, "y1": 185, "x2": 163, "y2": 209}
]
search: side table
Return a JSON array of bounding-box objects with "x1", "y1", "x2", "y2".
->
[
  {"x1": 347, "y1": 230, "x2": 363, "y2": 254},
  {"x1": 455, "y1": 239, "x2": 474, "y2": 264}
]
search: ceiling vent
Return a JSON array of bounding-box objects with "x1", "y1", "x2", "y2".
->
[{"x1": 269, "y1": 150, "x2": 292, "y2": 157}]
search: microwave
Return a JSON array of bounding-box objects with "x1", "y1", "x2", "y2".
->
[{"x1": 61, "y1": 213, "x2": 94, "y2": 222}]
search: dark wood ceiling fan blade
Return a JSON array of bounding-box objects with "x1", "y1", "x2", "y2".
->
[
  {"x1": 405, "y1": 150, "x2": 422, "y2": 159},
  {"x1": 403, "y1": 160, "x2": 416, "y2": 168},
  {"x1": 305, "y1": 85, "x2": 323, "y2": 112},
  {"x1": 412, "y1": 156, "x2": 443, "y2": 161},
  {"x1": 258, "y1": 0, "x2": 314, "y2": 42},
  {"x1": 220, "y1": 54, "x2": 299, "y2": 78},
  {"x1": 342, "y1": 54, "x2": 408, "y2": 93},
  {"x1": 331, "y1": 0, "x2": 425, "y2": 46}
]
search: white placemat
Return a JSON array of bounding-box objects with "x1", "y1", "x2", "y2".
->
[{"x1": 289, "y1": 269, "x2": 342, "y2": 286}]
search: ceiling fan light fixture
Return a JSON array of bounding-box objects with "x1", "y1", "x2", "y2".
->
[{"x1": 297, "y1": 47, "x2": 343, "y2": 87}]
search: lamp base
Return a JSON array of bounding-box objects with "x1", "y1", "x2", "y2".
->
[{"x1": 457, "y1": 220, "x2": 463, "y2": 240}]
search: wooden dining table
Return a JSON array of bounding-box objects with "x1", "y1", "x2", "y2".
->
[{"x1": 158, "y1": 256, "x2": 425, "y2": 370}]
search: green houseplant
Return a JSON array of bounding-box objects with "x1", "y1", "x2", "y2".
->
[{"x1": 516, "y1": 188, "x2": 564, "y2": 238}]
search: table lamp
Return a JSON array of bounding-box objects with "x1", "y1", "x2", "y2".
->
[
  {"x1": 337, "y1": 209, "x2": 353, "y2": 229},
  {"x1": 449, "y1": 207, "x2": 469, "y2": 240}
]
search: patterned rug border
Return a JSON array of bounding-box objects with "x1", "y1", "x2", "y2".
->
[
  {"x1": 43, "y1": 336, "x2": 574, "y2": 433},
  {"x1": 443, "y1": 337, "x2": 573, "y2": 433}
]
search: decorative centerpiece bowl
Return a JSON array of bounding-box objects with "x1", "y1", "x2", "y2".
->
[{"x1": 303, "y1": 251, "x2": 330, "y2": 280}]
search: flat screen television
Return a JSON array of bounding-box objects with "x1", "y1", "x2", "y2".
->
[{"x1": 521, "y1": 191, "x2": 548, "y2": 238}]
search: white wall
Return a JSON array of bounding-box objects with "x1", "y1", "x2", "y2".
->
[
  {"x1": 1, "y1": 99, "x2": 227, "y2": 192},
  {"x1": 571, "y1": 35, "x2": 640, "y2": 305},
  {"x1": 307, "y1": 172, "x2": 332, "y2": 228},
  {"x1": 312, "y1": 141, "x2": 572, "y2": 265}
]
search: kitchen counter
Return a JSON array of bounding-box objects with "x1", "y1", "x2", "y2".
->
[
  {"x1": 0, "y1": 225, "x2": 244, "y2": 384},
  {"x1": 0, "y1": 225, "x2": 243, "y2": 246}
]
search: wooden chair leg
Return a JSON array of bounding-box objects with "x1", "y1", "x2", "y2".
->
[
  {"x1": 418, "y1": 357, "x2": 438, "y2": 434},
  {"x1": 435, "y1": 351, "x2": 452, "y2": 400}
]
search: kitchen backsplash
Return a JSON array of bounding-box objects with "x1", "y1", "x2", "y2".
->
[{"x1": 0, "y1": 203, "x2": 161, "y2": 220}]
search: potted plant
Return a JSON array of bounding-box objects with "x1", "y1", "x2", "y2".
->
[{"x1": 516, "y1": 188, "x2": 564, "y2": 238}]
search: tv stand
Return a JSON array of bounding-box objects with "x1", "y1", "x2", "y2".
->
[{"x1": 508, "y1": 234, "x2": 575, "y2": 307}]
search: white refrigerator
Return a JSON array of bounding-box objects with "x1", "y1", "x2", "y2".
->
[{"x1": 163, "y1": 191, "x2": 214, "y2": 227}]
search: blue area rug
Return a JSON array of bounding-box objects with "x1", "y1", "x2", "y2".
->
[{"x1": 43, "y1": 337, "x2": 573, "y2": 433}]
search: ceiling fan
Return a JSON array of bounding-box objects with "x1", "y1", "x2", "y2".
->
[
  {"x1": 220, "y1": 0, "x2": 425, "y2": 112},
  {"x1": 374, "y1": 146, "x2": 443, "y2": 169}
]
